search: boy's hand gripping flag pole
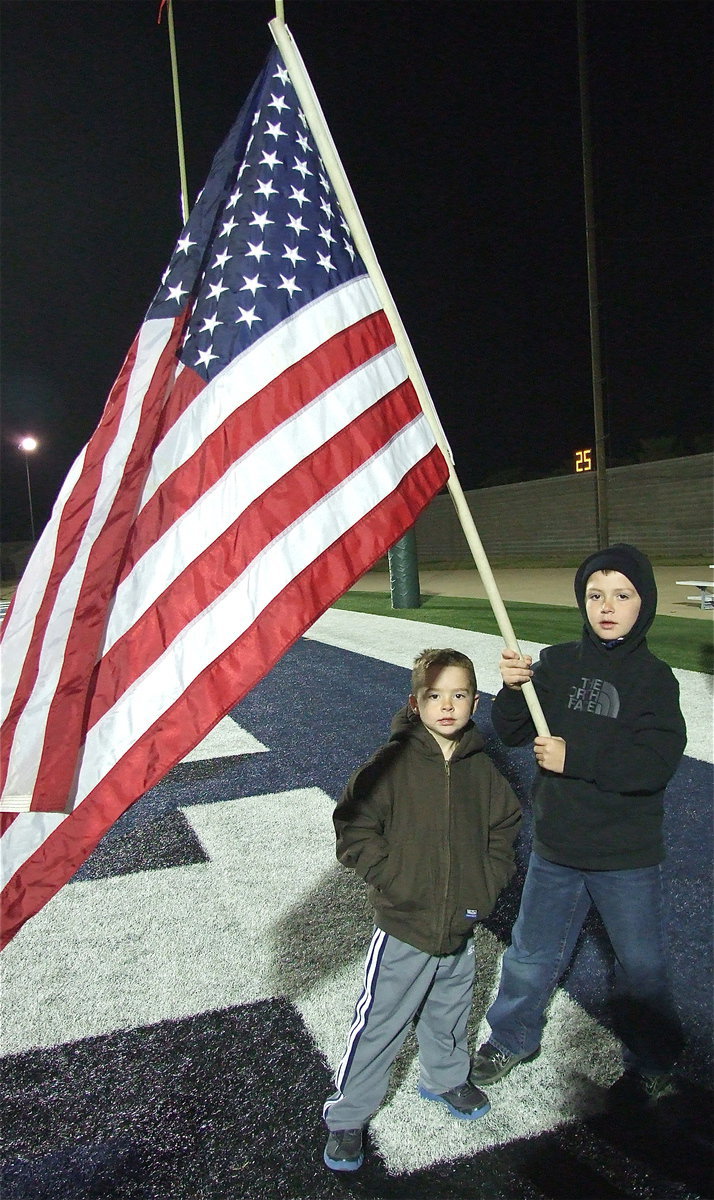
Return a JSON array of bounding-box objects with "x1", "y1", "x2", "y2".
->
[{"x1": 270, "y1": 16, "x2": 550, "y2": 737}]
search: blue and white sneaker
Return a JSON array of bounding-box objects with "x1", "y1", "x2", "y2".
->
[{"x1": 323, "y1": 1127, "x2": 364, "y2": 1171}]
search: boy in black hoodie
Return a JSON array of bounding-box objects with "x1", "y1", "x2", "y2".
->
[
  {"x1": 322, "y1": 648, "x2": 521, "y2": 1171},
  {"x1": 471, "y1": 545, "x2": 686, "y2": 1103}
]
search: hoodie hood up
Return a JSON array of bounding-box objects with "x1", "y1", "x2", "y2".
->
[{"x1": 574, "y1": 542, "x2": 657, "y2": 652}]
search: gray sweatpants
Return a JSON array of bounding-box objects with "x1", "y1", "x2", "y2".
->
[{"x1": 323, "y1": 927, "x2": 476, "y2": 1130}]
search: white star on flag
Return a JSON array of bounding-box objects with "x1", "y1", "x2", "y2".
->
[
  {"x1": 292, "y1": 158, "x2": 312, "y2": 179},
  {"x1": 236, "y1": 306, "x2": 261, "y2": 327},
  {"x1": 268, "y1": 92, "x2": 289, "y2": 113},
  {"x1": 283, "y1": 244, "x2": 306, "y2": 267},
  {"x1": 246, "y1": 240, "x2": 269, "y2": 261},
  {"x1": 206, "y1": 281, "x2": 229, "y2": 300},
  {"x1": 167, "y1": 282, "x2": 188, "y2": 304},
  {"x1": 256, "y1": 178, "x2": 279, "y2": 200},
  {"x1": 289, "y1": 186, "x2": 310, "y2": 207},
  {"x1": 287, "y1": 214, "x2": 308, "y2": 236},
  {"x1": 278, "y1": 275, "x2": 301, "y2": 297},
  {"x1": 240, "y1": 274, "x2": 265, "y2": 295}
]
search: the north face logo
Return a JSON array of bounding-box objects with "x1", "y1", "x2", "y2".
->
[{"x1": 568, "y1": 677, "x2": 620, "y2": 717}]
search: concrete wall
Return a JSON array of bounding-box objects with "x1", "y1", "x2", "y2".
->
[
  {"x1": 413, "y1": 453, "x2": 714, "y2": 564},
  {"x1": 2, "y1": 455, "x2": 711, "y2": 582}
]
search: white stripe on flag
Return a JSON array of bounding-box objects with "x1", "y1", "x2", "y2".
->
[
  {"x1": 1, "y1": 319, "x2": 176, "y2": 803},
  {"x1": 73, "y1": 415, "x2": 436, "y2": 806},
  {"x1": 104, "y1": 343, "x2": 407, "y2": 653},
  {"x1": 0, "y1": 814, "x2": 66, "y2": 893},
  {"x1": 0, "y1": 449, "x2": 86, "y2": 720},
  {"x1": 140, "y1": 275, "x2": 381, "y2": 510}
]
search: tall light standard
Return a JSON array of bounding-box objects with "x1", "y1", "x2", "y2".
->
[
  {"x1": 577, "y1": 0, "x2": 609, "y2": 549},
  {"x1": 19, "y1": 436, "x2": 38, "y2": 543}
]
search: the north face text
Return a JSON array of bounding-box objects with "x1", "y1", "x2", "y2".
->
[{"x1": 568, "y1": 677, "x2": 620, "y2": 717}]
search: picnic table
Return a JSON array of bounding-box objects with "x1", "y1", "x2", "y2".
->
[{"x1": 675, "y1": 568, "x2": 714, "y2": 609}]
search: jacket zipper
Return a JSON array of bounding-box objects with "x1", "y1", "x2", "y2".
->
[{"x1": 439, "y1": 759, "x2": 452, "y2": 952}]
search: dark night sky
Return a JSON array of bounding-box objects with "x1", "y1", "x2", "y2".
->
[{"x1": 1, "y1": 0, "x2": 711, "y2": 541}]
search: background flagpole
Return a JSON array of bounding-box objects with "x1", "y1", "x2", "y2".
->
[
  {"x1": 269, "y1": 16, "x2": 549, "y2": 734},
  {"x1": 165, "y1": 0, "x2": 190, "y2": 224},
  {"x1": 577, "y1": 0, "x2": 609, "y2": 550}
]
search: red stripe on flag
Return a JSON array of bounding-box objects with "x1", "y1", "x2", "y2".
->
[
  {"x1": 0, "y1": 444, "x2": 447, "y2": 949},
  {"x1": 11, "y1": 318, "x2": 188, "y2": 812},
  {"x1": 148, "y1": 364, "x2": 205, "y2": 469},
  {"x1": 86, "y1": 381, "x2": 423, "y2": 727},
  {"x1": 0, "y1": 333, "x2": 141, "y2": 792},
  {"x1": 119, "y1": 310, "x2": 396, "y2": 580}
]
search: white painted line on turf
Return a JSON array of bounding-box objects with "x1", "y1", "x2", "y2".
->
[
  {"x1": 306, "y1": 609, "x2": 713, "y2": 764},
  {"x1": 179, "y1": 714, "x2": 267, "y2": 762},
  {"x1": 0, "y1": 788, "x2": 337, "y2": 1054}
]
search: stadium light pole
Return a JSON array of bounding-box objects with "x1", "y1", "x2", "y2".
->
[
  {"x1": 577, "y1": 0, "x2": 609, "y2": 549},
  {"x1": 18, "y1": 436, "x2": 38, "y2": 543}
]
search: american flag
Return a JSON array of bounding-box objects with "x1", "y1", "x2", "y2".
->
[{"x1": 0, "y1": 46, "x2": 448, "y2": 946}]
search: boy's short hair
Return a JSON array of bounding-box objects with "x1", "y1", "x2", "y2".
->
[{"x1": 411, "y1": 648, "x2": 477, "y2": 695}]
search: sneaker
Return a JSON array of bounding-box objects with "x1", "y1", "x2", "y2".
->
[
  {"x1": 609, "y1": 1068, "x2": 677, "y2": 1108},
  {"x1": 469, "y1": 1040, "x2": 540, "y2": 1084},
  {"x1": 418, "y1": 1078, "x2": 491, "y2": 1120},
  {"x1": 323, "y1": 1128, "x2": 364, "y2": 1172}
]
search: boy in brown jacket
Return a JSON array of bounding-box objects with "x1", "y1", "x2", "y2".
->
[{"x1": 322, "y1": 648, "x2": 521, "y2": 1171}]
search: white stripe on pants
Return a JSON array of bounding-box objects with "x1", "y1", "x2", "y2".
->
[{"x1": 323, "y1": 927, "x2": 476, "y2": 1129}]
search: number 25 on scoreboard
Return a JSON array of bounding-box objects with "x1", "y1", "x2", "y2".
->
[{"x1": 575, "y1": 448, "x2": 593, "y2": 473}]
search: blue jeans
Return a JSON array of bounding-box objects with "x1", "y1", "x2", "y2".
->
[{"x1": 486, "y1": 852, "x2": 682, "y2": 1072}]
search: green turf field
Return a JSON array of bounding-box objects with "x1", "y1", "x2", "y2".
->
[{"x1": 333, "y1": 591, "x2": 713, "y2": 675}]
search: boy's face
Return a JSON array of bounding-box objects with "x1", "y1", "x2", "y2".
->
[
  {"x1": 585, "y1": 570, "x2": 641, "y2": 641},
  {"x1": 409, "y1": 664, "x2": 477, "y2": 751}
]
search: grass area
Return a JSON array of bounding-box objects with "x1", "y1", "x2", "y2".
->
[
  {"x1": 3, "y1": 580, "x2": 710, "y2": 674},
  {"x1": 333, "y1": 591, "x2": 713, "y2": 675}
]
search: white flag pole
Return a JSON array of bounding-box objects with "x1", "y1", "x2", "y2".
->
[{"x1": 269, "y1": 17, "x2": 549, "y2": 735}]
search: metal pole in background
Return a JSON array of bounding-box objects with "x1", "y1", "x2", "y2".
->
[
  {"x1": 577, "y1": 0, "x2": 609, "y2": 548},
  {"x1": 388, "y1": 530, "x2": 421, "y2": 608},
  {"x1": 23, "y1": 458, "x2": 35, "y2": 544},
  {"x1": 19, "y1": 437, "x2": 37, "y2": 543},
  {"x1": 165, "y1": 0, "x2": 190, "y2": 224}
]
